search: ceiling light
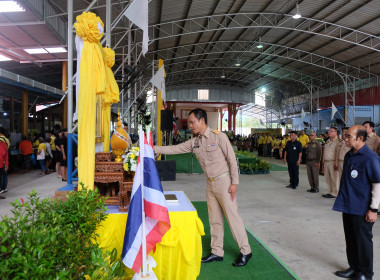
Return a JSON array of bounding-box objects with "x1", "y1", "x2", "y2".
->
[
  {"x1": 46, "y1": 47, "x2": 67, "y2": 53},
  {"x1": 221, "y1": 75, "x2": 225, "y2": 78},
  {"x1": 3, "y1": 112, "x2": 7, "y2": 116},
  {"x1": 235, "y1": 63, "x2": 241, "y2": 67},
  {"x1": 261, "y1": 87, "x2": 266, "y2": 93},
  {"x1": 292, "y1": 4, "x2": 301, "y2": 19},
  {"x1": 257, "y1": 44, "x2": 263, "y2": 49},
  {"x1": 24, "y1": 48, "x2": 48, "y2": 54},
  {"x1": 0, "y1": 55, "x2": 11, "y2": 61},
  {"x1": 0, "y1": 1, "x2": 25, "y2": 12}
]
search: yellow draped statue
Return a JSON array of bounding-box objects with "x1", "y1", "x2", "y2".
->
[{"x1": 74, "y1": 12, "x2": 106, "y2": 190}]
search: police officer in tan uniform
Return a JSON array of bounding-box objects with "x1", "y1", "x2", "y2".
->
[
  {"x1": 154, "y1": 108, "x2": 252, "y2": 267},
  {"x1": 363, "y1": 121, "x2": 380, "y2": 152},
  {"x1": 337, "y1": 127, "x2": 351, "y2": 182},
  {"x1": 322, "y1": 127, "x2": 343, "y2": 198},
  {"x1": 305, "y1": 132, "x2": 321, "y2": 193}
]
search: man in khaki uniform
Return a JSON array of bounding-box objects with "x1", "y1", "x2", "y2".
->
[
  {"x1": 154, "y1": 108, "x2": 252, "y2": 267},
  {"x1": 363, "y1": 121, "x2": 380, "y2": 152},
  {"x1": 322, "y1": 127, "x2": 343, "y2": 198},
  {"x1": 305, "y1": 132, "x2": 321, "y2": 193},
  {"x1": 337, "y1": 127, "x2": 351, "y2": 182}
]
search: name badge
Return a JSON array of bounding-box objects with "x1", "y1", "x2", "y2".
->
[{"x1": 351, "y1": 170, "x2": 358, "y2": 178}]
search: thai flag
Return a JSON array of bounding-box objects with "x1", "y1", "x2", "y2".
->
[
  {"x1": 173, "y1": 113, "x2": 177, "y2": 134},
  {"x1": 121, "y1": 133, "x2": 171, "y2": 273}
]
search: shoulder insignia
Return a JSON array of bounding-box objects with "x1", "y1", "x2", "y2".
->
[{"x1": 213, "y1": 129, "x2": 220, "y2": 135}]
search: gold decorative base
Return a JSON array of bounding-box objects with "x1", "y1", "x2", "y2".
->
[{"x1": 112, "y1": 149, "x2": 124, "y2": 162}]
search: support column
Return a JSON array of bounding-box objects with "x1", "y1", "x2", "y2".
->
[
  {"x1": 228, "y1": 104, "x2": 232, "y2": 131},
  {"x1": 232, "y1": 104, "x2": 237, "y2": 133},
  {"x1": 219, "y1": 109, "x2": 223, "y2": 131},
  {"x1": 21, "y1": 91, "x2": 28, "y2": 136},
  {"x1": 10, "y1": 97, "x2": 14, "y2": 132},
  {"x1": 62, "y1": 61, "x2": 68, "y2": 129}
]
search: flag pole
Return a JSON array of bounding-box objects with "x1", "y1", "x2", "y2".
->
[{"x1": 139, "y1": 124, "x2": 147, "y2": 277}]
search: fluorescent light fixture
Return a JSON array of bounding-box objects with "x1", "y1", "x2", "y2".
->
[
  {"x1": 3, "y1": 113, "x2": 7, "y2": 116},
  {"x1": 235, "y1": 63, "x2": 241, "y2": 67},
  {"x1": 46, "y1": 47, "x2": 67, "y2": 53},
  {"x1": 293, "y1": 4, "x2": 301, "y2": 19},
  {"x1": 24, "y1": 48, "x2": 47, "y2": 54},
  {"x1": 0, "y1": 1, "x2": 25, "y2": 12},
  {"x1": 221, "y1": 75, "x2": 225, "y2": 78},
  {"x1": 261, "y1": 87, "x2": 266, "y2": 93},
  {"x1": 0, "y1": 54, "x2": 11, "y2": 61},
  {"x1": 257, "y1": 44, "x2": 263, "y2": 49}
]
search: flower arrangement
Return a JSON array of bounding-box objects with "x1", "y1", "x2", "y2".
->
[{"x1": 123, "y1": 147, "x2": 139, "y2": 172}]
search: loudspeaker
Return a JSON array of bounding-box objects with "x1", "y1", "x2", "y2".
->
[
  {"x1": 161, "y1": 110, "x2": 173, "y2": 131},
  {"x1": 155, "y1": 160, "x2": 176, "y2": 181}
]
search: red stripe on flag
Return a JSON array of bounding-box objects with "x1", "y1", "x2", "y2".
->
[{"x1": 144, "y1": 200, "x2": 171, "y2": 224}]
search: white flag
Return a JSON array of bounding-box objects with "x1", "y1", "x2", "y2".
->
[
  {"x1": 331, "y1": 102, "x2": 338, "y2": 120},
  {"x1": 301, "y1": 108, "x2": 306, "y2": 120},
  {"x1": 150, "y1": 66, "x2": 166, "y2": 103},
  {"x1": 123, "y1": 0, "x2": 148, "y2": 56}
]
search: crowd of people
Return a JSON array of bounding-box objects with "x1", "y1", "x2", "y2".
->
[{"x1": 0, "y1": 128, "x2": 76, "y2": 199}]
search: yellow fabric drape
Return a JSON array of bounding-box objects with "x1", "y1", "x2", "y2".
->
[
  {"x1": 74, "y1": 12, "x2": 106, "y2": 190},
  {"x1": 96, "y1": 211, "x2": 205, "y2": 280},
  {"x1": 102, "y1": 47, "x2": 120, "y2": 152}
]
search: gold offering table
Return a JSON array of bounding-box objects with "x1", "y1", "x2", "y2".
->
[{"x1": 94, "y1": 152, "x2": 132, "y2": 212}]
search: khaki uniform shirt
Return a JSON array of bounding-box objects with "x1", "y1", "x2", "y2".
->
[
  {"x1": 365, "y1": 133, "x2": 380, "y2": 152},
  {"x1": 154, "y1": 127, "x2": 239, "y2": 184},
  {"x1": 305, "y1": 140, "x2": 321, "y2": 162},
  {"x1": 338, "y1": 143, "x2": 351, "y2": 162},
  {"x1": 323, "y1": 137, "x2": 342, "y2": 163}
]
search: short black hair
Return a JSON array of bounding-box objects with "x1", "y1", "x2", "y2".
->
[
  {"x1": 362, "y1": 121, "x2": 375, "y2": 128},
  {"x1": 189, "y1": 108, "x2": 207, "y2": 124},
  {"x1": 342, "y1": 126, "x2": 350, "y2": 131},
  {"x1": 329, "y1": 126, "x2": 338, "y2": 132},
  {"x1": 0, "y1": 127, "x2": 5, "y2": 135},
  {"x1": 289, "y1": 130, "x2": 297, "y2": 135},
  {"x1": 356, "y1": 127, "x2": 367, "y2": 142}
]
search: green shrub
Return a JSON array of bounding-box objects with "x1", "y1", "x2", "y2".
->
[{"x1": 0, "y1": 186, "x2": 128, "y2": 279}]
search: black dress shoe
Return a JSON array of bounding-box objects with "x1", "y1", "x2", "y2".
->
[
  {"x1": 292, "y1": 186, "x2": 298, "y2": 189},
  {"x1": 232, "y1": 252, "x2": 252, "y2": 267},
  {"x1": 201, "y1": 253, "x2": 223, "y2": 263},
  {"x1": 351, "y1": 272, "x2": 372, "y2": 280},
  {"x1": 307, "y1": 189, "x2": 319, "y2": 193},
  {"x1": 285, "y1": 184, "x2": 293, "y2": 188},
  {"x1": 335, "y1": 267, "x2": 355, "y2": 278}
]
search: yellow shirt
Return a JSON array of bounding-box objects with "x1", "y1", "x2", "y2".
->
[
  {"x1": 263, "y1": 136, "x2": 267, "y2": 144},
  {"x1": 38, "y1": 143, "x2": 46, "y2": 152},
  {"x1": 50, "y1": 135, "x2": 56, "y2": 151},
  {"x1": 258, "y1": 137, "x2": 263, "y2": 145},
  {"x1": 267, "y1": 136, "x2": 272, "y2": 144},
  {"x1": 298, "y1": 134, "x2": 309, "y2": 147},
  {"x1": 33, "y1": 140, "x2": 40, "y2": 148}
]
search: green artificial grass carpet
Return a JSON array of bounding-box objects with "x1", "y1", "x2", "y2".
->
[
  {"x1": 270, "y1": 163, "x2": 289, "y2": 172},
  {"x1": 193, "y1": 201, "x2": 299, "y2": 280}
]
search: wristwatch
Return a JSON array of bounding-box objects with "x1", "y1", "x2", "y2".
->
[{"x1": 369, "y1": 208, "x2": 378, "y2": 213}]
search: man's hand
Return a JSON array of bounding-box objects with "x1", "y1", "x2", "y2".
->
[
  {"x1": 365, "y1": 210, "x2": 378, "y2": 223},
  {"x1": 283, "y1": 158, "x2": 286, "y2": 164},
  {"x1": 5, "y1": 166, "x2": 8, "y2": 172},
  {"x1": 228, "y1": 184, "x2": 238, "y2": 201},
  {"x1": 296, "y1": 160, "x2": 301, "y2": 166},
  {"x1": 314, "y1": 163, "x2": 320, "y2": 168},
  {"x1": 334, "y1": 164, "x2": 338, "y2": 171}
]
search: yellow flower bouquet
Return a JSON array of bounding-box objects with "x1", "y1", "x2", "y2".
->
[{"x1": 123, "y1": 147, "x2": 139, "y2": 171}]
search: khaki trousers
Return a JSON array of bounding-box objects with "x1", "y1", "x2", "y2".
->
[
  {"x1": 306, "y1": 161, "x2": 319, "y2": 190},
  {"x1": 324, "y1": 161, "x2": 339, "y2": 196},
  {"x1": 206, "y1": 175, "x2": 251, "y2": 257}
]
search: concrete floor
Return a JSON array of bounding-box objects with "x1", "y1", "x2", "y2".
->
[{"x1": 0, "y1": 159, "x2": 379, "y2": 280}]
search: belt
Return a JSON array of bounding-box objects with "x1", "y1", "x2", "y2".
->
[
  {"x1": 307, "y1": 158, "x2": 316, "y2": 161},
  {"x1": 324, "y1": 160, "x2": 335, "y2": 162},
  {"x1": 208, "y1": 172, "x2": 229, "y2": 182},
  {"x1": 339, "y1": 160, "x2": 344, "y2": 162}
]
